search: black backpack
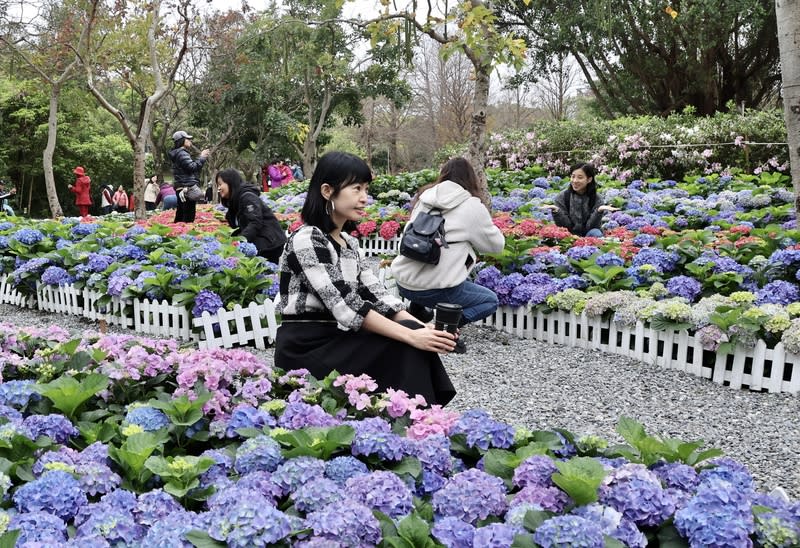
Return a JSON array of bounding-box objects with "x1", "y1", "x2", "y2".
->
[{"x1": 399, "y1": 208, "x2": 448, "y2": 264}]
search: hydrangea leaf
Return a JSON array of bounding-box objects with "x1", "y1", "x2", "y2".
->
[
  {"x1": 551, "y1": 457, "x2": 606, "y2": 506},
  {"x1": 395, "y1": 513, "x2": 435, "y2": 547},
  {"x1": 510, "y1": 533, "x2": 537, "y2": 548},
  {"x1": 521, "y1": 509, "x2": 553, "y2": 531},
  {"x1": 34, "y1": 373, "x2": 109, "y2": 420},
  {"x1": 483, "y1": 448, "x2": 519, "y2": 482},
  {"x1": 0, "y1": 530, "x2": 21, "y2": 548},
  {"x1": 184, "y1": 530, "x2": 226, "y2": 548}
]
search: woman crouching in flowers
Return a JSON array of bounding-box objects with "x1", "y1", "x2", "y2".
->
[
  {"x1": 541, "y1": 162, "x2": 618, "y2": 237},
  {"x1": 275, "y1": 151, "x2": 456, "y2": 405}
]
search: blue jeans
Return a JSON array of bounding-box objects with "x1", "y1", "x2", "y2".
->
[
  {"x1": 398, "y1": 280, "x2": 499, "y2": 325},
  {"x1": 585, "y1": 228, "x2": 603, "y2": 237}
]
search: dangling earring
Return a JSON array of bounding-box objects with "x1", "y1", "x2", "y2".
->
[{"x1": 325, "y1": 199, "x2": 335, "y2": 215}]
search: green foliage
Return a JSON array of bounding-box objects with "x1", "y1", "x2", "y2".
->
[
  {"x1": 34, "y1": 373, "x2": 109, "y2": 421},
  {"x1": 608, "y1": 416, "x2": 723, "y2": 466},
  {"x1": 271, "y1": 425, "x2": 355, "y2": 460},
  {"x1": 551, "y1": 457, "x2": 607, "y2": 505}
]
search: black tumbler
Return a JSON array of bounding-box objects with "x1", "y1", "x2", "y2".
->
[{"x1": 434, "y1": 303, "x2": 462, "y2": 333}]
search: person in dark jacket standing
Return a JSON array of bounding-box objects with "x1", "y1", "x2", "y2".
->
[
  {"x1": 215, "y1": 168, "x2": 287, "y2": 264},
  {"x1": 169, "y1": 130, "x2": 209, "y2": 223}
]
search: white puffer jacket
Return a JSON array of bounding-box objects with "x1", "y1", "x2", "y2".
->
[{"x1": 391, "y1": 180, "x2": 504, "y2": 291}]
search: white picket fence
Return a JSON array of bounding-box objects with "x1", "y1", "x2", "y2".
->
[
  {"x1": 481, "y1": 306, "x2": 800, "y2": 395},
  {"x1": 359, "y1": 234, "x2": 401, "y2": 257},
  {"x1": 0, "y1": 276, "x2": 36, "y2": 308},
  {"x1": 193, "y1": 300, "x2": 279, "y2": 350}
]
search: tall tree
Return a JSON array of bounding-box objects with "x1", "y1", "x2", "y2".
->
[
  {"x1": 501, "y1": 0, "x2": 781, "y2": 116},
  {"x1": 360, "y1": 0, "x2": 526, "y2": 204},
  {"x1": 776, "y1": 0, "x2": 800, "y2": 206},
  {"x1": 82, "y1": 0, "x2": 193, "y2": 219},
  {"x1": 0, "y1": 0, "x2": 97, "y2": 217}
]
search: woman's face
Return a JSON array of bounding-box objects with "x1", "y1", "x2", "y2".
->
[
  {"x1": 216, "y1": 177, "x2": 230, "y2": 199},
  {"x1": 327, "y1": 181, "x2": 369, "y2": 227},
  {"x1": 570, "y1": 168, "x2": 592, "y2": 194}
]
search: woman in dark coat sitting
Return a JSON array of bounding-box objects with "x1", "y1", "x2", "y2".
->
[{"x1": 215, "y1": 168, "x2": 287, "y2": 264}]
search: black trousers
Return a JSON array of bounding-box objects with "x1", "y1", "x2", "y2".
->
[{"x1": 174, "y1": 198, "x2": 196, "y2": 223}]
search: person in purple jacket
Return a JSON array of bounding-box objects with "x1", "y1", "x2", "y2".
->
[{"x1": 155, "y1": 181, "x2": 178, "y2": 211}]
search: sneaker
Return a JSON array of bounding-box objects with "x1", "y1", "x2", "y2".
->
[
  {"x1": 452, "y1": 337, "x2": 467, "y2": 354},
  {"x1": 408, "y1": 302, "x2": 434, "y2": 323}
]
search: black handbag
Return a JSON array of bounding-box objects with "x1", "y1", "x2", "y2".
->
[{"x1": 399, "y1": 209, "x2": 448, "y2": 264}]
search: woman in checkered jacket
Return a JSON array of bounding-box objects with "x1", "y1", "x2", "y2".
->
[{"x1": 275, "y1": 151, "x2": 457, "y2": 406}]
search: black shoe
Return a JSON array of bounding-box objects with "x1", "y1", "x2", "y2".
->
[
  {"x1": 408, "y1": 302, "x2": 434, "y2": 323},
  {"x1": 453, "y1": 337, "x2": 467, "y2": 354}
]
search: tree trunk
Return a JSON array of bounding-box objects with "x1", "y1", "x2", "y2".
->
[
  {"x1": 776, "y1": 0, "x2": 800, "y2": 208},
  {"x1": 466, "y1": 62, "x2": 491, "y2": 206},
  {"x1": 43, "y1": 86, "x2": 64, "y2": 218}
]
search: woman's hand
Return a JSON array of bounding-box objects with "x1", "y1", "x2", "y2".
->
[
  {"x1": 540, "y1": 204, "x2": 559, "y2": 210},
  {"x1": 406, "y1": 325, "x2": 457, "y2": 353},
  {"x1": 597, "y1": 205, "x2": 619, "y2": 212}
]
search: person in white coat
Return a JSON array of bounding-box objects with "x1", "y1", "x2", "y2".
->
[{"x1": 391, "y1": 157, "x2": 505, "y2": 350}]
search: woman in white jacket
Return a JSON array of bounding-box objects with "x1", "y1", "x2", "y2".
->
[{"x1": 391, "y1": 158, "x2": 505, "y2": 350}]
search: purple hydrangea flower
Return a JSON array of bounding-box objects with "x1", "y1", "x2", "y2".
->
[
  {"x1": 432, "y1": 468, "x2": 508, "y2": 524},
  {"x1": 291, "y1": 477, "x2": 345, "y2": 513},
  {"x1": 124, "y1": 406, "x2": 171, "y2": 431},
  {"x1": 595, "y1": 252, "x2": 625, "y2": 267},
  {"x1": 234, "y1": 434, "x2": 284, "y2": 475},
  {"x1": 449, "y1": 409, "x2": 515, "y2": 451},
  {"x1": 572, "y1": 503, "x2": 647, "y2": 548},
  {"x1": 135, "y1": 489, "x2": 184, "y2": 526},
  {"x1": 632, "y1": 247, "x2": 679, "y2": 273},
  {"x1": 756, "y1": 280, "x2": 800, "y2": 306},
  {"x1": 599, "y1": 475, "x2": 677, "y2": 527},
  {"x1": 141, "y1": 511, "x2": 198, "y2": 547},
  {"x1": 409, "y1": 434, "x2": 453, "y2": 475},
  {"x1": 0, "y1": 380, "x2": 41, "y2": 409},
  {"x1": 13, "y1": 470, "x2": 88, "y2": 520},
  {"x1": 675, "y1": 476, "x2": 754, "y2": 546},
  {"x1": 666, "y1": 275, "x2": 703, "y2": 302},
  {"x1": 305, "y1": 500, "x2": 382, "y2": 545},
  {"x1": 345, "y1": 470, "x2": 414, "y2": 518},
  {"x1": 475, "y1": 266, "x2": 503, "y2": 291},
  {"x1": 12, "y1": 228, "x2": 44, "y2": 245},
  {"x1": 632, "y1": 234, "x2": 657, "y2": 247},
  {"x1": 75, "y1": 505, "x2": 145, "y2": 545},
  {"x1": 351, "y1": 429, "x2": 411, "y2": 461},
  {"x1": 270, "y1": 456, "x2": 326, "y2": 497},
  {"x1": 207, "y1": 486, "x2": 268, "y2": 513},
  {"x1": 698, "y1": 457, "x2": 754, "y2": 492},
  {"x1": 277, "y1": 401, "x2": 340, "y2": 429},
  {"x1": 566, "y1": 246, "x2": 600, "y2": 261},
  {"x1": 650, "y1": 461, "x2": 699, "y2": 492},
  {"x1": 207, "y1": 499, "x2": 293, "y2": 547},
  {"x1": 511, "y1": 485, "x2": 572, "y2": 513},
  {"x1": 534, "y1": 515, "x2": 605, "y2": 547},
  {"x1": 324, "y1": 456, "x2": 369, "y2": 487},
  {"x1": 22, "y1": 413, "x2": 78, "y2": 443},
  {"x1": 473, "y1": 523, "x2": 524, "y2": 546},
  {"x1": 107, "y1": 273, "x2": 134, "y2": 296},
  {"x1": 431, "y1": 516, "x2": 475, "y2": 548},
  {"x1": 8, "y1": 510, "x2": 68, "y2": 544},
  {"x1": 75, "y1": 462, "x2": 121, "y2": 496},
  {"x1": 236, "y1": 471, "x2": 283, "y2": 503},
  {"x1": 513, "y1": 455, "x2": 558, "y2": 489},
  {"x1": 192, "y1": 289, "x2": 224, "y2": 317}
]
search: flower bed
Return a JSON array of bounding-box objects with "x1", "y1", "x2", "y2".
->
[{"x1": 0, "y1": 321, "x2": 796, "y2": 546}]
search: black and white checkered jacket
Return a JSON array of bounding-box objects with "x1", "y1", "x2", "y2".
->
[{"x1": 278, "y1": 225, "x2": 404, "y2": 330}]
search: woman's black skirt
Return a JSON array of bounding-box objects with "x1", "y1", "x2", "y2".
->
[{"x1": 275, "y1": 319, "x2": 455, "y2": 406}]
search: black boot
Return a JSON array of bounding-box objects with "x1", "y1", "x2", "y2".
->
[{"x1": 408, "y1": 302, "x2": 434, "y2": 323}]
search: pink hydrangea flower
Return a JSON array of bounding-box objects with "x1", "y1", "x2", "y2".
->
[{"x1": 406, "y1": 405, "x2": 460, "y2": 440}]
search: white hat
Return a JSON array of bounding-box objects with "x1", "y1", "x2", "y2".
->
[{"x1": 172, "y1": 130, "x2": 193, "y2": 141}]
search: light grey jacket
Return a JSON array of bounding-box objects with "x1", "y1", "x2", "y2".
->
[{"x1": 391, "y1": 181, "x2": 505, "y2": 290}]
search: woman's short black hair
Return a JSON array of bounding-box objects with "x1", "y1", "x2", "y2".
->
[
  {"x1": 302, "y1": 151, "x2": 372, "y2": 234},
  {"x1": 570, "y1": 162, "x2": 598, "y2": 208}
]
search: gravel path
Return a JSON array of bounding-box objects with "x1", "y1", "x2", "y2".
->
[{"x1": 2, "y1": 303, "x2": 798, "y2": 499}]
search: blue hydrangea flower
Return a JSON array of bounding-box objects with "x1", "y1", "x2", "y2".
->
[
  {"x1": 0, "y1": 235, "x2": 8, "y2": 249},
  {"x1": 632, "y1": 234, "x2": 657, "y2": 247},
  {"x1": 566, "y1": 246, "x2": 600, "y2": 261},
  {"x1": 449, "y1": 409, "x2": 515, "y2": 451},
  {"x1": 12, "y1": 228, "x2": 44, "y2": 245},
  {"x1": 351, "y1": 429, "x2": 411, "y2": 461},
  {"x1": 513, "y1": 455, "x2": 557, "y2": 489},
  {"x1": 755, "y1": 508, "x2": 800, "y2": 548},
  {"x1": 0, "y1": 221, "x2": 14, "y2": 231},
  {"x1": 13, "y1": 470, "x2": 88, "y2": 520},
  {"x1": 125, "y1": 406, "x2": 171, "y2": 431},
  {"x1": 75, "y1": 505, "x2": 145, "y2": 545},
  {"x1": 71, "y1": 223, "x2": 100, "y2": 237},
  {"x1": 756, "y1": 281, "x2": 800, "y2": 306},
  {"x1": 238, "y1": 242, "x2": 258, "y2": 257},
  {"x1": 572, "y1": 503, "x2": 647, "y2": 548},
  {"x1": 697, "y1": 457, "x2": 754, "y2": 492},
  {"x1": 141, "y1": 511, "x2": 198, "y2": 547},
  {"x1": 409, "y1": 434, "x2": 452, "y2": 475},
  {"x1": 0, "y1": 380, "x2": 41, "y2": 409},
  {"x1": 674, "y1": 476, "x2": 754, "y2": 546},
  {"x1": 632, "y1": 247, "x2": 679, "y2": 273},
  {"x1": 599, "y1": 472, "x2": 676, "y2": 527},
  {"x1": 8, "y1": 510, "x2": 68, "y2": 544},
  {"x1": 474, "y1": 266, "x2": 503, "y2": 291},
  {"x1": 40, "y1": 266, "x2": 75, "y2": 287},
  {"x1": 324, "y1": 456, "x2": 369, "y2": 487},
  {"x1": 650, "y1": 461, "x2": 699, "y2": 492},
  {"x1": 277, "y1": 401, "x2": 340, "y2": 429},
  {"x1": 511, "y1": 485, "x2": 572, "y2": 513},
  {"x1": 107, "y1": 273, "x2": 134, "y2": 297},
  {"x1": 345, "y1": 470, "x2": 414, "y2": 518},
  {"x1": 234, "y1": 435, "x2": 284, "y2": 475},
  {"x1": 595, "y1": 252, "x2": 625, "y2": 267},
  {"x1": 208, "y1": 498, "x2": 294, "y2": 547},
  {"x1": 225, "y1": 404, "x2": 276, "y2": 437},
  {"x1": 533, "y1": 515, "x2": 605, "y2": 548},
  {"x1": 432, "y1": 468, "x2": 507, "y2": 524},
  {"x1": 75, "y1": 462, "x2": 121, "y2": 496},
  {"x1": 431, "y1": 516, "x2": 475, "y2": 548},
  {"x1": 305, "y1": 500, "x2": 382, "y2": 545},
  {"x1": 192, "y1": 289, "x2": 224, "y2": 317},
  {"x1": 236, "y1": 471, "x2": 283, "y2": 503},
  {"x1": 270, "y1": 456, "x2": 326, "y2": 497}
]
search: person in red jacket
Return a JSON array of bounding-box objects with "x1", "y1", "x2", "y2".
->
[{"x1": 68, "y1": 166, "x2": 92, "y2": 217}]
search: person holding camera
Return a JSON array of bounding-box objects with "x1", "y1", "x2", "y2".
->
[
  {"x1": 540, "y1": 162, "x2": 618, "y2": 237},
  {"x1": 274, "y1": 151, "x2": 456, "y2": 406},
  {"x1": 391, "y1": 157, "x2": 505, "y2": 353},
  {"x1": 169, "y1": 130, "x2": 209, "y2": 223}
]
